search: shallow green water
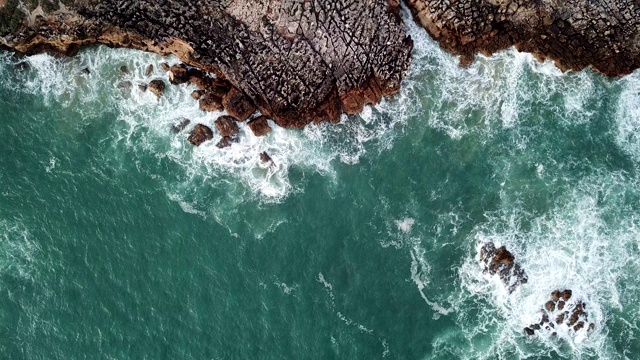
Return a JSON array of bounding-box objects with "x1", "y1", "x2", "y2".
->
[{"x1": 1, "y1": 14, "x2": 640, "y2": 360}]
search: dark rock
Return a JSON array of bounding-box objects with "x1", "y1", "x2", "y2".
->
[
  {"x1": 259, "y1": 152, "x2": 272, "y2": 163},
  {"x1": 248, "y1": 116, "x2": 272, "y2": 137},
  {"x1": 171, "y1": 118, "x2": 191, "y2": 133},
  {"x1": 145, "y1": 64, "x2": 153, "y2": 76},
  {"x1": 557, "y1": 301, "x2": 565, "y2": 310},
  {"x1": 524, "y1": 327, "x2": 535, "y2": 336},
  {"x1": 573, "y1": 321, "x2": 585, "y2": 332},
  {"x1": 545, "y1": 301, "x2": 555, "y2": 312},
  {"x1": 222, "y1": 87, "x2": 256, "y2": 121},
  {"x1": 120, "y1": 65, "x2": 128, "y2": 74},
  {"x1": 556, "y1": 313, "x2": 566, "y2": 324},
  {"x1": 588, "y1": 323, "x2": 596, "y2": 332},
  {"x1": 551, "y1": 290, "x2": 561, "y2": 302},
  {"x1": 160, "y1": 63, "x2": 170, "y2": 72},
  {"x1": 215, "y1": 115, "x2": 239, "y2": 138},
  {"x1": 199, "y1": 93, "x2": 223, "y2": 112},
  {"x1": 479, "y1": 242, "x2": 528, "y2": 293},
  {"x1": 81, "y1": 67, "x2": 90, "y2": 75},
  {"x1": 138, "y1": 83, "x2": 147, "y2": 92},
  {"x1": 187, "y1": 124, "x2": 213, "y2": 146},
  {"x1": 216, "y1": 136, "x2": 233, "y2": 149},
  {"x1": 191, "y1": 90, "x2": 204, "y2": 100},
  {"x1": 561, "y1": 290, "x2": 572, "y2": 301},
  {"x1": 148, "y1": 79, "x2": 165, "y2": 97},
  {"x1": 169, "y1": 65, "x2": 189, "y2": 85}
]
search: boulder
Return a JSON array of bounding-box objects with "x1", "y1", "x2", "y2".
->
[
  {"x1": 145, "y1": 64, "x2": 154, "y2": 76},
  {"x1": 168, "y1": 65, "x2": 189, "y2": 85},
  {"x1": 159, "y1": 62, "x2": 170, "y2": 72},
  {"x1": 148, "y1": 79, "x2": 165, "y2": 97},
  {"x1": 187, "y1": 124, "x2": 213, "y2": 146},
  {"x1": 199, "y1": 92, "x2": 223, "y2": 112},
  {"x1": 215, "y1": 115, "x2": 239, "y2": 137},
  {"x1": 222, "y1": 87, "x2": 256, "y2": 121},
  {"x1": 138, "y1": 83, "x2": 148, "y2": 92},
  {"x1": 479, "y1": 242, "x2": 528, "y2": 293},
  {"x1": 259, "y1": 151, "x2": 272, "y2": 163},
  {"x1": 216, "y1": 136, "x2": 233, "y2": 149},
  {"x1": 81, "y1": 67, "x2": 90, "y2": 75},
  {"x1": 248, "y1": 116, "x2": 272, "y2": 137},
  {"x1": 119, "y1": 65, "x2": 128, "y2": 74}
]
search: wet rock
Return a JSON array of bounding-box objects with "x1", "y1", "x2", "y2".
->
[
  {"x1": 561, "y1": 290, "x2": 572, "y2": 301},
  {"x1": 222, "y1": 87, "x2": 256, "y2": 121},
  {"x1": 479, "y1": 242, "x2": 528, "y2": 293},
  {"x1": 199, "y1": 93, "x2": 223, "y2": 112},
  {"x1": 524, "y1": 327, "x2": 535, "y2": 336},
  {"x1": 160, "y1": 63, "x2": 170, "y2": 72},
  {"x1": 573, "y1": 321, "x2": 585, "y2": 331},
  {"x1": 551, "y1": 290, "x2": 561, "y2": 302},
  {"x1": 171, "y1": 118, "x2": 191, "y2": 133},
  {"x1": 557, "y1": 301, "x2": 565, "y2": 310},
  {"x1": 191, "y1": 90, "x2": 204, "y2": 100},
  {"x1": 216, "y1": 136, "x2": 233, "y2": 149},
  {"x1": 14, "y1": 61, "x2": 30, "y2": 72},
  {"x1": 259, "y1": 151, "x2": 272, "y2": 163},
  {"x1": 556, "y1": 313, "x2": 566, "y2": 324},
  {"x1": 148, "y1": 79, "x2": 165, "y2": 97},
  {"x1": 168, "y1": 65, "x2": 189, "y2": 85},
  {"x1": 214, "y1": 115, "x2": 239, "y2": 138},
  {"x1": 138, "y1": 83, "x2": 147, "y2": 92},
  {"x1": 145, "y1": 64, "x2": 153, "y2": 76},
  {"x1": 81, "y1": 67, "x2": 90, "y2": 75},
  {"x1": 248, "y1": 116, "x2": 272, "y2": 137},
  {"x1": 545, "y1": 301, "x2": 555, "y2": 312},
  {"x1": 588, "y1": 323, "x2": 596, "y2": 332},
  {"x1": 187, "y1": 124, "x2": 213, "y2": 146},
  {"x1": 119, "y1": 65, "x2": 128, "y2": 74}
]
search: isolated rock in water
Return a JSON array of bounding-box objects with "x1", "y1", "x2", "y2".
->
[
  {"x1": 248, "y1": 116, "x2": 272, "y2": 137},
  {"x1": 215, "y1": 116, "x2": 239, "y2": 138},
  {"x1": 168, "y1": 65, "x2": 189, "y2": 85},
  {"x1": 145, "y1": 64, "x2": 154, "y2": 76},
  {"x1": 81, "y1": 67, "x2": 90, "y2": 75},
  {"x1": 222, "y1": 87, "x2": 256, "y2": 121},
  {"x1": 148, "y1": 79, "x2": 165, "y2": 97},
  {"x1": 138, "y1": 83, "x2": 148, "y2": 92},
  {"x1": 159, "y1": 63, "x2": 170, "y2": 72},
  {"x1": 199, "y1": 93, "x2": 223, "y2": 112},
  {"x1": 172, "y1": 118, "x2": 191, "y2": 133},
  {"x1": 479, "y1": 242, "x2": 528, "y2": 293},
  {"x1": 259, "y1": 151, "x2": 272, "y2": 164},
  {"x1": 187, "y1": 124, "x2": 213, "y2": 146},
  {"x1": 119, "y1": 65, "x2": 128, "y2": 74},
  {"x1": 525, "y1": 289, "x2": 596, "y2": 337}
]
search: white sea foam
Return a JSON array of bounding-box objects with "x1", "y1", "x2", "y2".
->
[
  {"x1": 614, "y1": 71, "x2": 640, "y2": 162},
  {"x1": 456, "y1": 172, "x2": 640, "y2": 359},
  {"x1": 0, "y1": 220, "x2": 39, "y2": 281}
]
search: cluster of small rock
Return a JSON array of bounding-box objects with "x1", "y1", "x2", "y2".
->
[
  {"x1": 478, "y1": 243, "x2": 595, "y2": 338},
  {"x1": 524, "y1": 289, "x2": 596, "y2": 337}
]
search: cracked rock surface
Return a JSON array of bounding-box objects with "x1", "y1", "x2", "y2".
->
[
  {"x1": 405, "y1": 0, "x2": 640, "y2": 76},
  {"x1": 0, "y1": 0, "x2": 413, "y2": 128}
]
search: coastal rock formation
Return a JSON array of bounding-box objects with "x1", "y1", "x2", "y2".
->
[
  {"x1": 405, "y1": 0, "x2": 640, "y2": 75},
  {"x1": 525, "y1": 289, "x2": 596, "y2": 337},
  {"x1": 187, "y1": 124, "x2": 213, "y2": 146},
  {"x1": 248, "y1": 116, "x2": 273, "y2": 137},
  {"x1": 479, "y1": 242, "x2": 528, "y2": 293},
  {"x1": 0, "y1": 0, "x2": 413, "y2": 127}
]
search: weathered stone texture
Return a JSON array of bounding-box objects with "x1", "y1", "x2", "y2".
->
[{"x1": 405, "y1": 0, "x2": 640, "y2": 75}]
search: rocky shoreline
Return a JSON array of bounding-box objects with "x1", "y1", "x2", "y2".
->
[{"x1": 1, "y1": 1, "x2": 639, "y2": 132}]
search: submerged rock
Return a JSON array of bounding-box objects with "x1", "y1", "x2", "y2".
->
[
  {"x1": 168, "y1": 64, "x2": 189, "y2": 85},
  {"x1": 199, "y1": 93, "x2": 223, "y2": 112},
  {"x1": 171, "y1": 118, "x2": 191, "y2": 133},
  {"x1": 187, "y1": 124, "x2": 213, "y2": 146},
  {"x1": 214, "y1": 116, "x2": 239, "y2": 138},
  {"x1": 145, "y1": 64, "x2": 153, "y2": 76}
]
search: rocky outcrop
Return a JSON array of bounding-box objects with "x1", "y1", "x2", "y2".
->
[
  {"x1": 148, "y1": 79, "x2": 166, "y2": 97},
  {"x1": 480, "y1": 242, "x2": 528, "y2": 293},
  {"x1": 525, "y1": 289, "x2": 596, "y2": 337},
  {"x1": 0, "y1": 0, "x2": 413, "y2": 128},
  {"x1": 248, "y1": 116, "x2": 273, "y2": 137},
  {"x1": 405, "y1": 0, "x2": 640, "y2": 76}
]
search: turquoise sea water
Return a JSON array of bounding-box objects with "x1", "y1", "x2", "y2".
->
[{"x1": 1, "y1": 13, "x2": 640, "y2": 360}]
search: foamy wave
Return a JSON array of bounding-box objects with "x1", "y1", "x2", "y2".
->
[
  {"x1": 0, "y1": 220, "x2": 39, "y2": 281},
  {"x1": 614, "y1": 71, "x2": 640, "y2": 162},
  {"x1": 456, "y1": 171, "x2": 640, "y2": 359}
]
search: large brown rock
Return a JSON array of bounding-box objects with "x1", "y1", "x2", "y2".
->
[
  {"x1": 148, "y1": 79, "x2": 165, "y2": 97},
  {"x1": 215, "y1": 116, "x2": 239, "y2": 138},
  {"x1": 199, "y1": 93, "x2": 223, "y2": 112},
  {"x1": 247, "y1": 116, "x2": 272, "y2": 137},
  {"x1": 479, "y1": 242, "x2": 528, "y2": 293},
  {"x1": 187, "y1": 124, "x2": 213, "y2": 146},
  {"x1": 222, "y1": 87, "x2": 256, "y2": 121},
  {"x1": 168, "y1": 65, "x2": 189, "y2": 85}
]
